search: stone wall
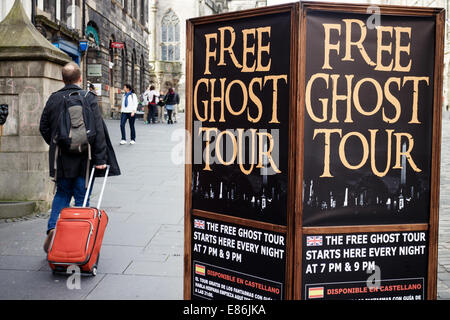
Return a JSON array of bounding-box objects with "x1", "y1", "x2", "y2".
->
[{"x1": 0, "y1": 60, "x2": 66, "y2": 212}]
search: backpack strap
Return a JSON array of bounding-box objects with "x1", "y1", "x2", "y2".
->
[
  {"x1": 85, "y1": 144, "x2": 92, "y2": 189},
  {"x1": 70, "y1": 91, "x2": 92, "y2": 188},
  {"x1": 52, "y1": 145, "x2": 59, "y2": 194}
]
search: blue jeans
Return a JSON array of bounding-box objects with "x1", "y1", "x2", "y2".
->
[
  {"x1": 47, "y1": 176, "x2": 93, "y2": 233},
  {"x1": 120, "y1": 112, "x2": 136, "y2": 141}
]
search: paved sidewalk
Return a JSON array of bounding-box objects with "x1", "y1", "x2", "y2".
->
[
  {"x1": 0, "y1": 114, "x2": 450, "y2": 299},
  {"x1": 0, "y1": 116, "x2": 185, "y2": 299}
]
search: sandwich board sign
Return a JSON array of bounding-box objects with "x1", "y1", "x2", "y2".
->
[{"x1": 184, "y1": 2, "x2": 444, "y2": 300}]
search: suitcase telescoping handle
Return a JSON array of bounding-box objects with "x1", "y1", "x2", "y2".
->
[{"x1": 82, "y1": 165, "x2": 110, "y2": 209}]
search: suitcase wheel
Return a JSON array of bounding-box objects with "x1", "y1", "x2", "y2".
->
[{"x1": 90, "y1": 253, "x2": 100, "y2": 276}]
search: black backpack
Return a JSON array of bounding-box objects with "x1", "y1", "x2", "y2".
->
[{"x1": 55, "y1": 91, "x2": 96, "y2": 153}]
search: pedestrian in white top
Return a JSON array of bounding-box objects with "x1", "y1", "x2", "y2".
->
[
  {"x1": 143, "y1": 85, "x2": 159, "y2": 124},
  {"x1": 120, "y1": 84, "x2": 138, "y2": 145}
]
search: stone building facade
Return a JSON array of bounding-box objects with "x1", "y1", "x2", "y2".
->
[
  {"x1": 84, "y1": 0, "x2": 150, "y2": 118},
  {"x1": 145, "y1": 0, "x2": 267, "y2": 112},
  {"x1": 0, "y1": 0, "x2": 268, "y2": 118},
  {"x1": 0, "y1": 0, "x2": 151, "y2": 118}
]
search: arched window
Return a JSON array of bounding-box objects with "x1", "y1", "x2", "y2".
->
[
  {"x1": 109, "y1": 35, "x2": 116, "y2": 88},
  {"x1": 161, "y1": 10, "x2": 180, "y2": 61},
  {"x1": 133, "y1": 0, "x2": 138, "y2": 18},
  {"x1": 140, "y1": 54, "x2": 145, "y2": 94},
  {"x1": 86, "y1": 21, "x2": 100, "y2": 49},
  {"x1": 122, "y1": 46, "x2": 127, "y2": 87},
  {"x1": 131, "y1": 49, "x2": 136, "y2": 90},
  {"x1": 140, "y1": 0, "x2": 146, "y2": 25}
]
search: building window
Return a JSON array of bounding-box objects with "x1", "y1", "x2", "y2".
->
[
  {"x1": 61, "y1": 0, "x2": 80, "y2": 30},
  {"x1": 160, "y1": 10, "x2": 180, "y2": 61},
  {"x1": 140, "y1": 0, "x2": 146, "y2": 25},
  {"x1": 131, "y1": 49, "x2": 136, "y2": 90},
  {"x1": 140, "y1": 55, "x2": 145, "y2": 94},
  {"x1": 133, "y1": 0, "x2": 137, "y2": 18},
  {"x1": 122, "y1": 48, "x2": 127, "y2": 87}
]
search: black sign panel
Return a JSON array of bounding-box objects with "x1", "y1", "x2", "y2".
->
[
  {"x1": 302, "y1": 11, "x2": 436, "y2": 226},
  {"x1": 191, "y1": 217, "x2": 286, "y2": 300},
  {"x1": 301, "y1": 231, "x2": 428, "y2": 300},
  {"x1": 191, "y1": 11, "x2": 291, "y2": 226}
]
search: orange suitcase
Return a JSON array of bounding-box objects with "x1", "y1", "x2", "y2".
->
[{"x1": 47, "y1": 166, "x2": 110, "y2": 276}]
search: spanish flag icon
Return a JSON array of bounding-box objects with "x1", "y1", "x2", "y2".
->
[
  {"x1": 195, "y1": 264, "x2": 206, "y2": 276},
  {"x1": 308, "y1": 287, "x2": 324, "y2": 299}
]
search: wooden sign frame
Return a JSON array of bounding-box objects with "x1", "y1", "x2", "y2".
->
[
  {"x1": 295, "y1": 2, "x2": 444, "y2": 300},
  {"x1": 184, "y1": 1, "x2": 444, "y2": 300},
  {"x1": 184, "y1": 2, "x2": 299, "y2": 300}
]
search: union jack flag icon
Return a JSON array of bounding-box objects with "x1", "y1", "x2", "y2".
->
[
  {"x1": 194, "y1": 219, "x2": 205, "y2": 230},
  {"x1": 306, "y1": 235, "x2": 323, "y2": 246}
]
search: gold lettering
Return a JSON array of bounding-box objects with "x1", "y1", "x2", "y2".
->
[
  {"x1": 370, "y1": 129, "x2": 394, "y2": 177},
  {"x1": 313, "y1": 128, "x2": 342, "y2": 178},
  {"x1": 322, "y1": 23, "x2": 341, "y2": 70},
  {"x1": 353, "y1": 77, "x2": 383, "y2": 116},
  {"x1": 256, "y1": 132, "x2": 281, "y2": 173},
  {"x1": 225, "y1": 79, "x2": 248, "y2": 116},
  {"x1": 204, "y1": 33, "x2": 217, "y2": 75},
  {"x1": 339, "y1": 131, "x2": 369, "y2": 170},
  {"x1": 216, "y1": 130, "x2": 237, "y2": 166},
  {"x1": 264, "y1": 75, "x2": 287, "y2": 124},
  {"x1": 242, "y1": 28, "x2": 256, "y2": 72},
  {"x1": 248, "y1": 77, "x2": 263, "y2": 123},
  {"x1": 330, "y1": 74, "x2": 354, "y2": 123},
  {"x1": 402, "y1": 76, "x2": 429, "y2": 124},
  {"x1": 342, "y1": 19, "x2": 375, "y2": 67},
  {"x1": 217, "y1": 26, "x2": 243, "y2": 69},
  {"x1": 393, "y1": 133, "x2": 421, "y2": 172},
  {"x1": 194, "y1": 78, "x2": 209, "y2": 122},
  {"x1": 237, "y1": 128, "x2": 257, "y2": 175},
  {"x1": 393, "y1": 27, "x2": 412, "y2": 72},
  {"x1": 256, "y1": 26, "x2": 271, "y2": 72},
  {"x1": 306, "y1": 73, "x2": 329, "y2": 123},
  {"x1": 383, "y1": 77, "x2": 401, "y2": 123},
  {"x1": 375, "y1": 26, "x2": 394, "y2": 71},
  {"x1": 199, "y1": 127, "x2": 218, "y2": 171}
]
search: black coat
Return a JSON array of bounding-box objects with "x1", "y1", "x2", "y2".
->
[
  {"x1": 165, "y1": 92, "x2": 179, "y2": 105},
  {"x1": 40, "y1": 84, "x2": 120, "y2": 179},
  {"x1": 100, "y1": 118, "x2": 121, "y2": 177}
]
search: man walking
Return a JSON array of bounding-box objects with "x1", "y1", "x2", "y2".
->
[{"x1": 39, "y1": 62, "x2": 108, "y2": 253}]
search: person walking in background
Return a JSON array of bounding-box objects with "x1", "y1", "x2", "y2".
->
[
  {"x1": 120, "y1": 84, "x2": 138, "y2": 145},
  {"x1": 165, "y1": 88, "x2": 179, "y2": 124},
  {"x1": 146, "y1": 85, "x2": 159, "y2": 124},
  {"x1": 88, "y1": 82, "x2": 96, "y2": 95},
  {"x1": 142, "y1": 85, "x2": 151, "y2": 124},
  {"x1": 157, "y1": 90, "x2": 166, "y2": 123}
]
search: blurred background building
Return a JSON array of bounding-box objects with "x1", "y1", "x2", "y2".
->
[
  {"x1": 4, "y1": 0, "x2": 447, "y2": 118},
  {"x1": 0, "y1": 0, "x2": 266, "y2": 118},
  {"x1": 375, "y1": 0, "x2": 450, "y2": 117}
]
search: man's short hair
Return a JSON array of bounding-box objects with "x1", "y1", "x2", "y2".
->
[{"x1": 62, "y1": 62, "x2": 81, "y2": 85}]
